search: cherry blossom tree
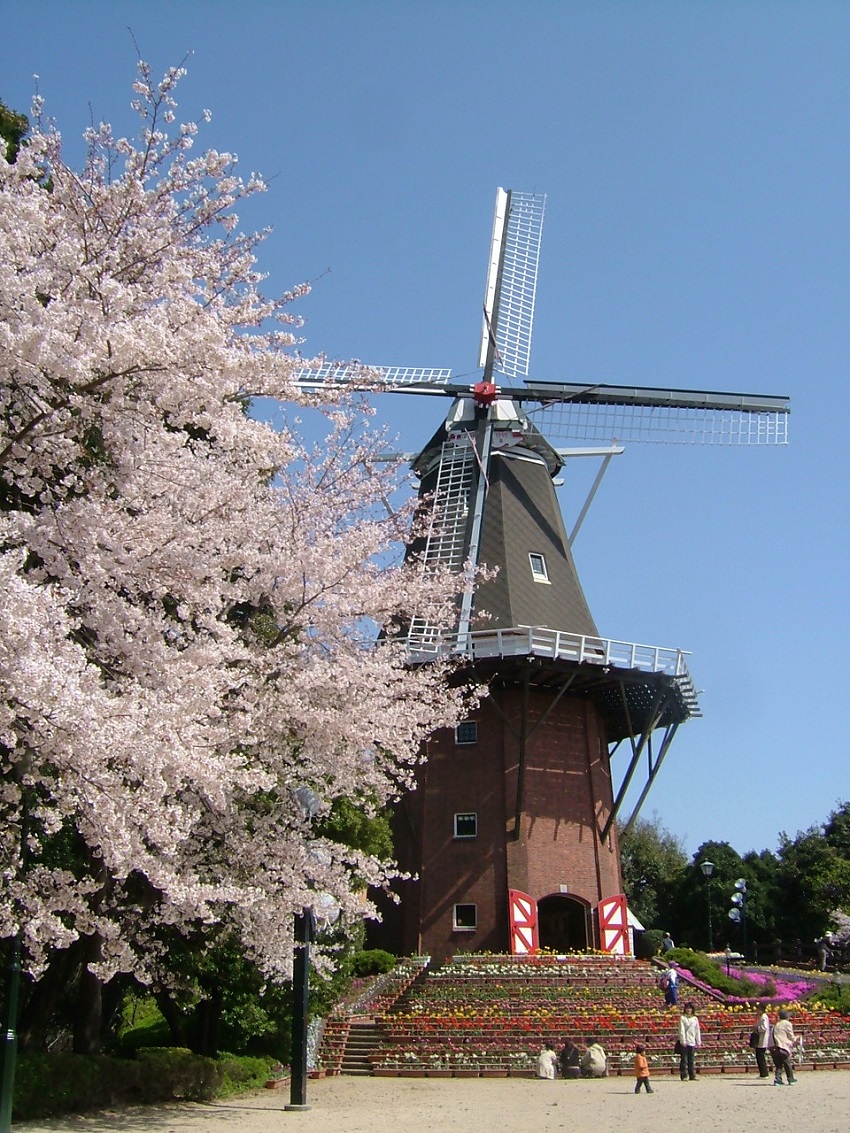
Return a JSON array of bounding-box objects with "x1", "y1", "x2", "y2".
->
[{"x1": 0, "y1": 63, "x2": 473, "y2": 990}]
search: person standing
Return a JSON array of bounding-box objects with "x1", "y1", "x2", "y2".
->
[
  {"x1": 537, "y1": 1042, "x2": 558, "y2": 1079},
  {"x1": 753, "y1": 1005, "x2": 771, "y2": 1078},
  {"x1": 677, "y1": 1002, "x2": 701, "y2": 1081},
  {"x1": 664, "y1": 963, "x2": 680, "y2": 1007},
  {"x1": 633, "y1": 1043, "x2": 653, "y2": 1094},
  {"x1": 816, "y1": 936, "x2": 830, "y2": 971},
  {"x1": 662, "y1": 932, "x2": 675, "y2": 954},
  {"x1": 771, "y1": 1009, "x2": 798, "y2": 1085}
]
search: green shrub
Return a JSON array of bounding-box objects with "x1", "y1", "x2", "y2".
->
[
  {"x1": 14, "y1": 1053, "x2": 143, "y2": 1119},
  {"x1": 134, "y1": 1046, "x2": 222, "y2": 1100},
  {"x1": 808, "y1": 981, "x2": 850, "y2": 1015},
  {"x1": 666, "y1": 947, "x2": 763, "y2": 997},
  {"x1": 118, "y1": 1012, "x2": 172, "y2": 1052},
  {"x1": 350, "y1": 949, "x2": 396, "y2": 977},
  {"x1": 15, "y1": 1053, "x2": 113, "y2": 1119},
  {"x1": 214, "y1": 1052, "x2": 278, "y2": 1096},
  {"x1": 13, "y1": 1048, "x2": 276, "y2": 1121}
]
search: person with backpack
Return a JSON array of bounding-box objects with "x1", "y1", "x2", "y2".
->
[
  {"x1": 751, "y1": 1005, "x2": 771, "y2": 1078},
  {"x1": 659, "y1": 962, "x2": 679, "y2": 1006}
]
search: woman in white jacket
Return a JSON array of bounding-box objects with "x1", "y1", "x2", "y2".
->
[
  {"x1": 678, "y1": 1002, "x2": 702, "y2": 1081},
  {"x1": 754, "y1": 1006, "x2": 771, "y2": 1078},
  {"x1": 770, "y1": 1009, "x2": 798, "y2": 1085}
]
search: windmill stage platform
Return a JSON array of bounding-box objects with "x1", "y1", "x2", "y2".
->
[{"x1": 404, "y1": 622, "x2": 701, "y2": 740}]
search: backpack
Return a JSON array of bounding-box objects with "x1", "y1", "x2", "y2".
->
[{"x1": 658, "y1": 972, "x2": 670, "y2": 991}]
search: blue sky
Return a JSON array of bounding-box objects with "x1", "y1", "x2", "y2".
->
[{"x1": 3, "y1": 1, "x2": 848, "y2": 862}]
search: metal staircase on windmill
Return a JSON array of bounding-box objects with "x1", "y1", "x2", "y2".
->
[{"x1": 295, "y1": 188, "x2": 789, "y2": 962}]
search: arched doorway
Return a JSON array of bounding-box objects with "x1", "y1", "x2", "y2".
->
[{"x1": 537, "y1": 894, "x2": 590, "y2": 952}]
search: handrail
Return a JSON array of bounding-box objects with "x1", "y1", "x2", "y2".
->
[
  {"x1": 406, "y1": 624, "x2": 690, "y2": 676},
  {"x1": 403, "y1": 623, "x2": 700, "y2": 716}
]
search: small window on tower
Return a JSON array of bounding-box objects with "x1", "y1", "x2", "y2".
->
[
  {"x1": 453, "y1": 903, "x2": 477, "y2": 931},
  {"x1": 454, "y1": 813, "x2": 478, "y2": 839},
  {"x1": 455, "y1": 721, "x2": 478, "y2": 745},
  {"x1": 529, "y1": 552, "x2": 550, "y2": 583}
]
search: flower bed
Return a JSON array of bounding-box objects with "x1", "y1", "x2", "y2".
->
[
  {"x1": 331, "y1": 957, "x2": 429, "y2": 1019},
  {"x1": 349, "y1": 954, "x2": 850, "y2": 1076}
]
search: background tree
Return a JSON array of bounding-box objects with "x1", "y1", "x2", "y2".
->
[
  {"x1": 666, "y1": 841, "x2": 747, "y2": 952},
  {"x1": 774, "y1": 801, "x2": 850, "y2": 951},
  {"x1": 622, "y1": 805, "x2": 850, "y2": 964},
  {"x1": 739, "y1": 848, "x2": 782, "y2": 960},
  {"x1": 0, "y1": 99, "x2": 28, "y2": 161},
  {"x1": 823, "y1": 800, "x2": 850, "y2": 855},
  {"x1": 618, "y1": 815, "x2": 687, "y2": 929},
  {"x1": 0, "y1": 61, "x2": 476, "y2": 1053}
]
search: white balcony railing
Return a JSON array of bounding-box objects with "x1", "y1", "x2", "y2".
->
[
  {"x1": 404, "y1": 624, "x2": 700, "y2": 715},
  {"x1": 407, "y1": 624, "x2": 685, "y2": 671}
]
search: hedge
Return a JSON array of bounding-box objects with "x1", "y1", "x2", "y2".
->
[{"x1": 12, "y1": 1048, "x2": 275, "y2": 1121}]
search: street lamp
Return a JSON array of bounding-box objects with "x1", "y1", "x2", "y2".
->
[
  {"x1": 728, "y1": 878, "x2": 748, "y2": 960},
  {"x1": 0, "y1": 939, "x2": 22, "y2": 1133},
  {"x1": 286, "y1": 907, "x2": 317, "y2": 1112},
  {"x1": 699, "y1": 860, "x2": 715, "y2": 952}
]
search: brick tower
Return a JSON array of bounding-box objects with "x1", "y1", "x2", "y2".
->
[{"x1": 378, "y1": 390, "x2": 699, "y2": 959}]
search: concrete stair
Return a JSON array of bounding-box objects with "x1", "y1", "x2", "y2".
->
[{"x1": 339, "y1": 1019, "x2": 383, "y2": 1076}]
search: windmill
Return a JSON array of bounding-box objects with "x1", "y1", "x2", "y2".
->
[{"x1": 295, "y1": 188, "x2": 789, "y2": 958}]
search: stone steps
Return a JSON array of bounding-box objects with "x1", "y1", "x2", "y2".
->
[{"x1": 340, "y1": 1021, "x2": 383, "y2": 1076}]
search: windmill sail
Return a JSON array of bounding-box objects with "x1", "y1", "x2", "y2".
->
[
  {"x1": 521, "y1": 381, "x2": 789, "y2": 445},
  {"x1": 406, "y1": 436, "x2": 477, "y2": 653},
  {"x1": 291, "y1": 363, "x2": 453, "y2": 390},
  {"x1": 479, "y1": 190, "x2": 546, "y2": 380}
]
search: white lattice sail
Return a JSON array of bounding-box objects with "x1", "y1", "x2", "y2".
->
[
  {"x1": 292, "y1": 363, "x2": 453, "y2": 390},
  {"x1": 518, "y1": 382, "x2": 790, "y2": 445},
  {"x1": 479, "y1": 189, "x2": 546, "y2": 380}
]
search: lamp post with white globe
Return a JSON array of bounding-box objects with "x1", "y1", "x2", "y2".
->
[{"x1": 728, "y1": 879, "x2": 748, "y2": 960}]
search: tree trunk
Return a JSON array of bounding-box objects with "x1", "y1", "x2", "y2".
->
[
  {"x1": 154, "y1": 991, "x2": 189, "y2": 1048},
  {"x1": 18, "y1": 943, "x2": 80, "y2": 1052},
  {"x1": 192, "y1": 991, "x2": 222, "y2": 1058},
  {"x1": 72, "y1": 933, "x2": 103, "y2": 1054}
]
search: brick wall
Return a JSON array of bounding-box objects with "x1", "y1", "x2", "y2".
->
[{"x1": 376, "y1": 681, "x2": 624, "y2": 958}]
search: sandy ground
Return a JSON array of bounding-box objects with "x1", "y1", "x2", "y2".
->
[{"x1": 14, "y1": 1071, "x2": 850, "y2": 1133}]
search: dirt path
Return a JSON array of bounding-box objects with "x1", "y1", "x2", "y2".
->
[{"x1": 15, "y1": 1071, "x2": 850, "y2": 1133}]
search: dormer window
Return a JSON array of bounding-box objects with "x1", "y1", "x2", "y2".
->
[{"x1": 529, "y1": 552, "x2": 550, "y2": 583}]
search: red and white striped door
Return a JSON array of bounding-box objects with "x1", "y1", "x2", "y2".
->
[
  {"x1": 597, "y1": 894, "x2": 630, "y2": 954},
  {"x1": 508, "y1": 889, "x2": 539, "y2": 955}
]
